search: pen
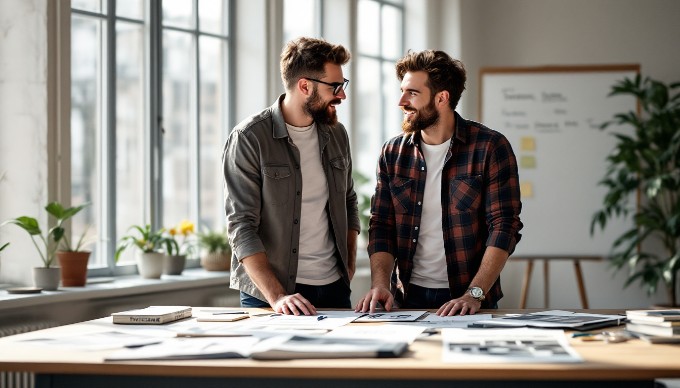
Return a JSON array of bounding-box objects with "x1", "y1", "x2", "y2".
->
[
  {"x1": 212, "y1": 311, "x2": 248, "y2": 315},
  {"x1": 317, "y1": 315, "x2": 327, "y2": 321}
]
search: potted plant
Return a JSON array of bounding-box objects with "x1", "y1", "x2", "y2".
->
[
  {"x1": 49, "y1": 202, "x2": 93, "y2": 287},
  {"x1": 1, "y1": 202, "x2": 89, "y2": 290},
  {"x1": 163, "y1": 219, "x2": 195, "y2": 275},
  {"x1": 196, "y1": 227, "x2": 231, "y2": 271},
  {"x1": 591, "y1": 75, "x2": 680, "y2": 307},
  {"x1": 115, "y1": 224, "x2": 178, "y2": 279}
]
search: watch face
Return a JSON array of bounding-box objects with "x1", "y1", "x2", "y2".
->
[{"x1": 470, "y1": 287, "x2": 483, "y2": 298}]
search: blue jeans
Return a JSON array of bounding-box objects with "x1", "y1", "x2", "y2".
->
[
  {"x1": 402, "y1": 283, "x2": 452, "y2": 309},
  {"x1": 402, "y1": 283, "x2": 499, "y2": 309},
  {"x1": 240, "y1": 278, "x2": 351, "y2": 309}
]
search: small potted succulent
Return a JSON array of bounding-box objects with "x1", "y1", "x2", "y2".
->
[
  {"x1": 115, "y1": 224, "x2": 178, "y2": 279},
  {"x1": 196, "y1": 227, "x2": 231, "y2": 271}
]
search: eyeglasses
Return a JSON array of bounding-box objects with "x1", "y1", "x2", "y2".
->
[{"x1": 305, "y1": 77, "x2": 350, "y2": 95}]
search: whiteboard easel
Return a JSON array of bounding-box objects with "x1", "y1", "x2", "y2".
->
[{"x1": 479, "y1": 65, "x2": 639, "y2": 257}]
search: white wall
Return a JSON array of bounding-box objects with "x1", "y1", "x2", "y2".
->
[
  {"x1": 438, "y1": 0, "x2": 680, "y2": 308},
  {"x1": 0, "y1": 0, "x2": 50, "y2": 285}
]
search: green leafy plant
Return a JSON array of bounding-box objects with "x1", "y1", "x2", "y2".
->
[
  {"x1": 352, "y1": 170, "x2": 372, "y2": 242},
  {"x1": 1, "y1": 202, "x2": 90, "y2": 268},
  {"x1": 591, "y1": 75, "x2": 680, "y2": 306},
  {"x1": 115, "y1": 224, "x2": 179, "y2": 262},
  {"x1": 196, "y1": 227, "x2": 230, "y2": 254}
]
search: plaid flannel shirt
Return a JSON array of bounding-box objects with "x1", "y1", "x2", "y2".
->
[{"x1": 368, "y1": 112, "x2": 523, "y2": 307}]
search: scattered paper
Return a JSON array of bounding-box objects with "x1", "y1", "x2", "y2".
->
[{"x1": 442, "y1": 328, "x2": 582, "y2": 363}]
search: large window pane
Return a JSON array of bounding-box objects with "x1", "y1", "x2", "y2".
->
[
  {"x1": 357, "y1": 0, "x2": 379, "y2": 55},
  {"x1": 117, "y1": 0, "x2": 144, "y2": 20},
  {"x1": 283, "y1": 0, "x2": 317, "y2": 42},
  {"x1": 381, "y1": 5, "x2": 402, "y2": 59},
  {"x1": 163, "y1": 0, "x2": 195, "y2": 29},
  {"x1": 355, "y1": 57, "x2": 382, "y2": 179},
  {"x1": 115, "y1": 21, "x2": 146, "y2": 265},
  {"x1": 199, "y1": 0, "x2": 227, "y2": 35},
  {"x1": 72, "y1": 0, "x2": 106, "y2": 14},
  {"x1": 199, "y1": 36, "x2": 227, "y2": 230},
  {"x1": 71, "y1": 15, "x2": 103, "y2": 267},
  {"x1": 162, "y1": 31, "x2": 195, "y2": 227}
]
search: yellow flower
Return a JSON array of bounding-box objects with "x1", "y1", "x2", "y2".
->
[
  {"x1": 168, "y1": 228, "x2": 178, "y2": 236},
  {"x1": 178, "y1": 220, "x2": 195, "y2": 236}
]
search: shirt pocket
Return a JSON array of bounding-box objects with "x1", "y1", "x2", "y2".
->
[
  {"x1": 389, "y1": 176, "x2": 414, "y2": 214},
  {"x1": 263, "y1": 164, "x2": 292, "y2": 206},
  {"x1": 449, "y1": 174, "x2": 482, "y2": 213},
  {"x1": 330, "y1": 156, "x2": 349, "y2": 193}
]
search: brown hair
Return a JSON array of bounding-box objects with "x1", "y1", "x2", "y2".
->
[
  {"x1": 395, "y1": 50, "x2": 466, "y2": 110},
  {"x1": 280, "y1": 37, "x2": 351, "y2": 91}
]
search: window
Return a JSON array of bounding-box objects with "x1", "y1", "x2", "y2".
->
[
  {"x1": 71, "y1": 0, "x2": 230, "y2": 274},
  {"x1": 355, "y1": 0, "x2": 403, "y2": 181},
  {"x1": 283, "y1": 0, "x2": 321, "y2": 42}
]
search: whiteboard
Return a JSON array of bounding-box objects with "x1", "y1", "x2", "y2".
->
[{"x1": 479, "y1": 65, "x2": 639, "y2": 256}]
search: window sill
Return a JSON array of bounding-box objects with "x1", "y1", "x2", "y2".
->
[{"x1": 0, "y1": 268, "x2": 230, "y2": 312}]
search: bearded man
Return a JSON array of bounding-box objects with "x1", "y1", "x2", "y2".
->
[
  {"x1": 223, "y1": 37, "x2": 359, "y2": 315},
  {"x1": 355, "y1": 50, "x2": 523, "y2": 315}
]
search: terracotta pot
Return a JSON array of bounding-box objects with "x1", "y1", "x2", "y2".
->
[
  {"x1": 33, "y1": 267, "x2": 61, "y2": 291},
  {"x1": 57, "y1": 251, "x2": 90, "y2": 287},
  {"x1": 200, "y1": 251, "x2": 231, "y2": 271},
  {"x1": 163, "y1": 254, "x2": 186, "y2": 275}
]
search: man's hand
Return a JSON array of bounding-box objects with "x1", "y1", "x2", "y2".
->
[
  {"x1": 436, "y1": 294, "x2": 482, "y2": 316},
  {"x1": 272, "y1": 293, "x2": 317, "y2": 315},
  {"x1": 354, "y1": 287, "x2": 394, "y2": 313}
]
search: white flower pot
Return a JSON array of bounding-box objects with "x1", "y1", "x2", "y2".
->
[
  {"x1": 136, "y1": 251, "x2": 164, "y2": 279},
  {"x1": 33, "y1": 267, "x2": 61, "y2": 290}
]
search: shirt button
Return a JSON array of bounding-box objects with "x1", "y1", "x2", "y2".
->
[
  {"x1": 290, "y1": 275, "x2": 295, "y2": 280},
  {"x1": 292, "y1": 248, "x2": 297, "y2": 253},
  {"x1": 295, "y1": 165, "x2": 300, "y2": 169},
  {"x1": 417, "y1": 201, "x2": 422, "y2": 206},
  {"x1": 294, "y1": 219, "x2": 299, "y2": 224},
  {"x1": 421, "y1": 167, "x2": 425, "y2": 171},
  {"x1": 297, "y1": 191, "x2": 301, "y2": 195},
  {"x1": 412, "y1": 239, "x2": 417, "y2": 243},
  {"x1": 415, "y1": 226, "x2": 419, "y2": 230}
]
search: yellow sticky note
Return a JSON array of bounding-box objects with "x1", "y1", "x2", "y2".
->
[
  {"x1": 520, "y1": 155, "x2": 536, "y2": 169},
  {"x1": 520, "y1": 137, "x2": 536, "y2": 151},
  {"x1": 520, "y1": 182, "x2": 534, "y2": 199}
]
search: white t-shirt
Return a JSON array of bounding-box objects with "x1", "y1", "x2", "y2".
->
[
  {"x1": 410, "y1": 139, "x2": 450, "y2": 288},
  {"x1": 286, "y1": 123, "x2": 340, "y2": 285}
]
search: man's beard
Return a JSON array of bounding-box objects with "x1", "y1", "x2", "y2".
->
[
  {"x1": 401, "y1": 98, "x2": 439, "y2": 134},
  {"x1": 304, "y1": 87, "x2": 340, "y2": 126}
]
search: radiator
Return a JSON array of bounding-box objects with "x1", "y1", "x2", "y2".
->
[{"x1": 0, "y1": 321, "x2": 57, "y2": 388}]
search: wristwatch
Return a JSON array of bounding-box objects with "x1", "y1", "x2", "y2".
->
[{"x1": 467, "y1": 286, "x2": 485, "y2": 302}]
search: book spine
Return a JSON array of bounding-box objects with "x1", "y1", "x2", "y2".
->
[{"x1": 113, "y1": 309, "x2": 192, "y2": 324}]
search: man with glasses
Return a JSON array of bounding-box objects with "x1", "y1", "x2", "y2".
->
[
  {"x1": 355, "y1": 50, "x2": 523, "y2": 316},
  {"x1": 223, "y1": 37, "x2": 359, "y2": 315}
]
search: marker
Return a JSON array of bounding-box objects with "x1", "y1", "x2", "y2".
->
[{"x1": 317, "y1": 315, "x2": 327, "y2": 321}]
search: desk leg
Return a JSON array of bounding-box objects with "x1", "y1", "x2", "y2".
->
[
  {"x1": 574, "y1": 260, "x2": 589, "y2": 309},
  {"x1": 519, "y1": 261, "x2": 533, "y2": 309},
  {"x1": 544, "y1": 260, "x2": 550, "y2": 308}
]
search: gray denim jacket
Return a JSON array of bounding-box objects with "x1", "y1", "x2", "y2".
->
[{"x1": 223, "y1": 95, "x2": 360, "y2": 302}]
